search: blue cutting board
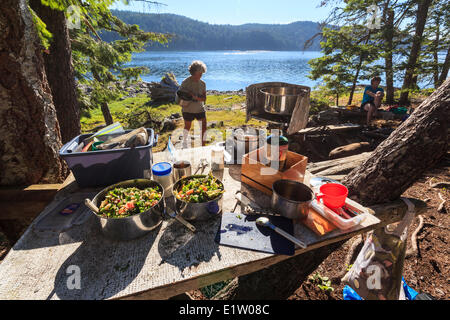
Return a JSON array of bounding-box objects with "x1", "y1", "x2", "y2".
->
[{"x1": 215, "y1": 212, "x2": 295, "y2": 256}]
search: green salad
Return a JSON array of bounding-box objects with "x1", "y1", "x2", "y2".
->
[
  {"x1": 99, "y1": 186, "x2": 162, "y2": 218},
  {"x1": 175, "y1": 173, "x2": 224, "y2": 203}
]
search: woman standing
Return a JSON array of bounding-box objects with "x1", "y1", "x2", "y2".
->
[{"x1": 177, "y1": 61, "x2": 208, "y2": 147}]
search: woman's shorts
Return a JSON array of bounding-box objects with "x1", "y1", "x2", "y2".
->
[{"x1": 182, "y1": 112, "x2": 206, "y2": 121}]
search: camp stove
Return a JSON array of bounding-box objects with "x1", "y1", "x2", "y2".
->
[{"x1": 245, "y1": 82, "x2": 311, "y2": 136}]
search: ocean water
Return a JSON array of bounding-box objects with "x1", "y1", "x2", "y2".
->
[{"x1": 127, "y1": 50, "x2": 323, "y2": 91}]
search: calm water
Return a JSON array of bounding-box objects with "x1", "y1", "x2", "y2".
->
[{"x1": 127, "y1": 50, "x2": 323, "y2": 91}]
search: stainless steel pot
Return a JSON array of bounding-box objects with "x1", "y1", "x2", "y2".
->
[
  {"x1": 172, "y1": 175, "x2": 224, "y2": 221},
  {"x1": 90, "y1": 179, "x2": 164, "y2": 241},
  {"x1": 261, "y1": 86, "x2": 308, "y2": 115},
  {"x1": 233, "y1": 127, "x2": 265, "y2": 154},
  {"x1": 271, "y1": 180, "x2": 314, "y2": 220}
]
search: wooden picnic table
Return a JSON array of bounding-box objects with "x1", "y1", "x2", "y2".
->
[{"x1": 0, "y1": 145, "x2": 426, "y2": 300}]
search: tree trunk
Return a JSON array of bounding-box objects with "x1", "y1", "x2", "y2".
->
[
  {"x1": 29, "y1": 0, "x2": 81, "y2": 144},
  {"x1": 437, "y1": 45, "x2": 450, "y2": 88},
  {"x1": 348, "y1": 32, "x2": 371, "y2": 106},
  {"x1": 384, "y1": 8, "x2": 395, "y2": 105},
  {"x1": 399, "y1": 0, "x2": 433, "y2": 105},
  {"x1": 101, "y1": 102, "x2": 114, "y2": 125},
  {"x1": 432, "y1": 14, "x2": 441, "y2": 88},
  {"x1": 0, "y1": 0, "x2": 66, "y2": 186},
  {"x1": 343, "y1": 77, "x2": 449, "y2": 206}
]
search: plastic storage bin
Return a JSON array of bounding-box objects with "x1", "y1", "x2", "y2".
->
[{"x1": 59, "y1": 129, "x2": 157, "y2": 188}]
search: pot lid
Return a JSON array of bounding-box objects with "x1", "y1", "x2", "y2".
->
[{"x1": 152, "y1": 162, "x2": 172, "y2": 176}]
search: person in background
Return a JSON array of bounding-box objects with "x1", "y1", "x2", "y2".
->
[
  {"x1": 361, "y1": 76, "x2": 384, "y2": 126},
  {"x1": 176, "y1": 61, "x2": 208, "y2": 147}
]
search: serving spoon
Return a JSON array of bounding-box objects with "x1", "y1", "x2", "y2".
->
[{"x1": 256, "y1": 217, "x2": 307, "y2": 249}]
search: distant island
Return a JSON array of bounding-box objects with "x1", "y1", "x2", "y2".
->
[{"x1": 102, "y1": 10, "x2": 323, "y2": 51}]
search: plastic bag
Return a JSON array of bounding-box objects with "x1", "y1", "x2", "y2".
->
[{"x1": 342, "y1": 198, "x2": 416, "y2": 300}]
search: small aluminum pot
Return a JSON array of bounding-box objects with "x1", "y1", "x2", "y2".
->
[
  {"x1": 172, "y1": 175, "x2": 224, "y2": 221},
  {"x1": 91, "y1": 179, "x2": 165, "y2": 241},
  {"x1": 271, "y1": 180, "x2": 314, "y2": 220}
]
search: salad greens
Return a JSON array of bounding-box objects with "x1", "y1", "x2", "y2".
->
[
  {"x1": 175, "y1": 173, "x2": 224, "y2": 203},
  {"x1": 99, "y1": 186, "x2": 162, "y2": 218}
]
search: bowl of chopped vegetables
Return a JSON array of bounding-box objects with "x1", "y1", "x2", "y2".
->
[
  {"x1": 172, "y1": 173, "x2": 225, "y2": 221},
  {"x1": 90, "y1": 179, "x2": 165, "y2": 240}
]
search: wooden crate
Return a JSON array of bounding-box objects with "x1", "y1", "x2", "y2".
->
[
  {"x1": 241, "y1": 148, "x2": 308, "y2": 195},
  {"x1": 242, "y1": 149, "x2": 337, "y2": 235}
]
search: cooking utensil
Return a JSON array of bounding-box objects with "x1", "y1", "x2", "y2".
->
[
  {"x1": 256, "y1": 217, "x2": 306, "y2": 249},
  {"x1": 88, "y1": 179, "x2": 164, "y2": 241},
  {"x1": 233, "y1": 127, "x2": 265, "y2": 154},
  {"x1": 271, "y1": 180, "x2": 314, "y2": 220},
  {"x1": 260, "y1": 86, "x2": 308, "y2": 115},
  {"x1": 173, "y1": 160, "x2": 192, "y2": 182},
  {"x1": 166, "y1": 208, "x2": 196, "y2": 232},
  {"x1": 194, "y1": 158, "x2": 209, "y2": 175},
  {"x1": 172, "y1": 174, "x2": 224, "y2": 221}
]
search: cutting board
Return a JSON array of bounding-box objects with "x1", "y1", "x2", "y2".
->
[{"x1": 215, "y1": 212, "x2": 295, "y2": 256}]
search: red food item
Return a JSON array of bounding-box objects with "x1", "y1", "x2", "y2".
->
[{"x1": 126, "y1": 202, "x2": 135, "y2": 210}]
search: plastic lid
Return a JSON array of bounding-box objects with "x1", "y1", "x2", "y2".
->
[{"x1": 152, "y1": 162, "x2": 172, "y2": 176}]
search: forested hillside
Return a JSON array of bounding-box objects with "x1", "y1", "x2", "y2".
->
[{"x1": 101, "y1": 10, "x2": 322, "y2": 51}]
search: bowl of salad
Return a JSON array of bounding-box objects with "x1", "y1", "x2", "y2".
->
[
  {"x1": 172, "y1": 173, "x2": 225, "y2": 221},
  {"x1": 89, "y1": 179, "x2": 165, "y2": 240}
]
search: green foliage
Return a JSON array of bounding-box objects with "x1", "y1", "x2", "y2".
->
[
  {"x1": 309, "y1": 273, "x2": 335, "y2": 293},
  {"x1": 29, "y1": 6, "x2": 53, "y2": 49},
  {"x1": 31, "y1": 0, "x2": 171, "y2": 123},
  {"x1": 100, "y1": 10, "x2": 323, "y2": 51}
]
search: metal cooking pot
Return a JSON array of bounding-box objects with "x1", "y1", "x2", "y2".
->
[
  {"x1": 260, "y1": 86, "x2": 308, "y2": 115},
  {"x1": 233, "y1": 127, "x2": 265, "y2": 154},
  {"x1": 172, "y1": 175, "x2": 224, "y2": 221},
  {"x1": 90, "y1": 179, "x2": 164, "y2": 241},
  {"x1": 271, "y1": 180, "x2": 314, "y2": 220}
]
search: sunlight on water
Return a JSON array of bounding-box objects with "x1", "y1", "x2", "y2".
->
[{"x1": 127, "y1": 50, "x2": 323, "y2": 91}]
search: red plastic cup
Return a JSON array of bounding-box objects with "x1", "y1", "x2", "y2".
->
[{"x1": 316, "y1": 183, "x2": 348, "y2": 209}]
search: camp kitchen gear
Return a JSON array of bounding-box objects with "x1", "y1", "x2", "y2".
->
[
  {"x1": 86, "y1": 179, "x2": 164, "y2": 241},
  {"x1": 246, "y1": 83, "x2": 311, "y2": 136},
  {"x1": 260, "y1": 86, "x2": 306, "y2": 115},
  {"x1": 265, "y1": 134, "x2": 289, "y2": 171},
  {"x1": 256, "y1": 217, "x2": 306, "y2": 249},
  {"x1": 309, "y1": 200, "x2": 369, "y2": 230},
  {"x1": 194, "y1": 158, "x2": 209, "y2": 175},
  {"x1": 316, "y1": 183, "x2": 348, "y2": 209},
  {"x1": 241, "y1": 149, "x2": 308, "y2": 196},
  {"x1": 83, "y1": 122, "x2": 124, "y2": 145},
  {"x1": 152, "y1": 162, "x2": 173, "y2": 198},
  {"x1": 59, "y1": 128, "x2": 157, "y2": 188},
  {"x1": 173, "y1": 160, "x2": 192, "y2": 182},
  {"x1": 215, "y1": 212, "x2": 295, "y2": 255},
  {"x1": 172, "y1": 175, "x2": 224, "y2": 221},
  {"x1": 211, "y1": 145, "x2": 225, "y2": 171},
  {"x1": 165, "y1": 207, "x2": 196, "y2": 233},
  {"x1": 271, "y1": 180, "x2": 314, "y2": 220},
  {"x1": 95, "y1": 127, "x2": 149, "y2": 151},
  {"x1": 233, "y1": 127, "x2": 266, "y2": 155}
]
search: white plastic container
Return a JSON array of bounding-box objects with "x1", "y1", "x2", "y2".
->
[
  {"x1": 152, "y1": 162, "x2": 173, "y2": 198},
  {"x1": 310, "y1": 200, "x2": 369, "y2": 230},
  {"x1": 211, "y1": 146, "x2": 225, "y2": 171}
]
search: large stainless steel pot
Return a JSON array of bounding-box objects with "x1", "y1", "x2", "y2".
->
[
  {"x1": 172, "y1": 175, "x2": 224, "y2": 221},
  {"x1": 271, "y1": 180, "x2": 314, "y2": 220},
  {"x1": 261, "y1": 86, "x2": 308, "y2": 115},
  {"x1": 90, "y1": 179, "x2": 164, "y2": 241}
]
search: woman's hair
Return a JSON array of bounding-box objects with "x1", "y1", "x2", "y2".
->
[
  {"x1": 371, "y1": 76, "x2": 382, "y2": 84},
  {"x1": 189, "y1": 60, "x2": 207, "y2": 75}
]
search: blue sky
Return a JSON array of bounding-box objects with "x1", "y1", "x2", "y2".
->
[{"x1": 111, "y1": 0, "x2": 331, "y2": 25}]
